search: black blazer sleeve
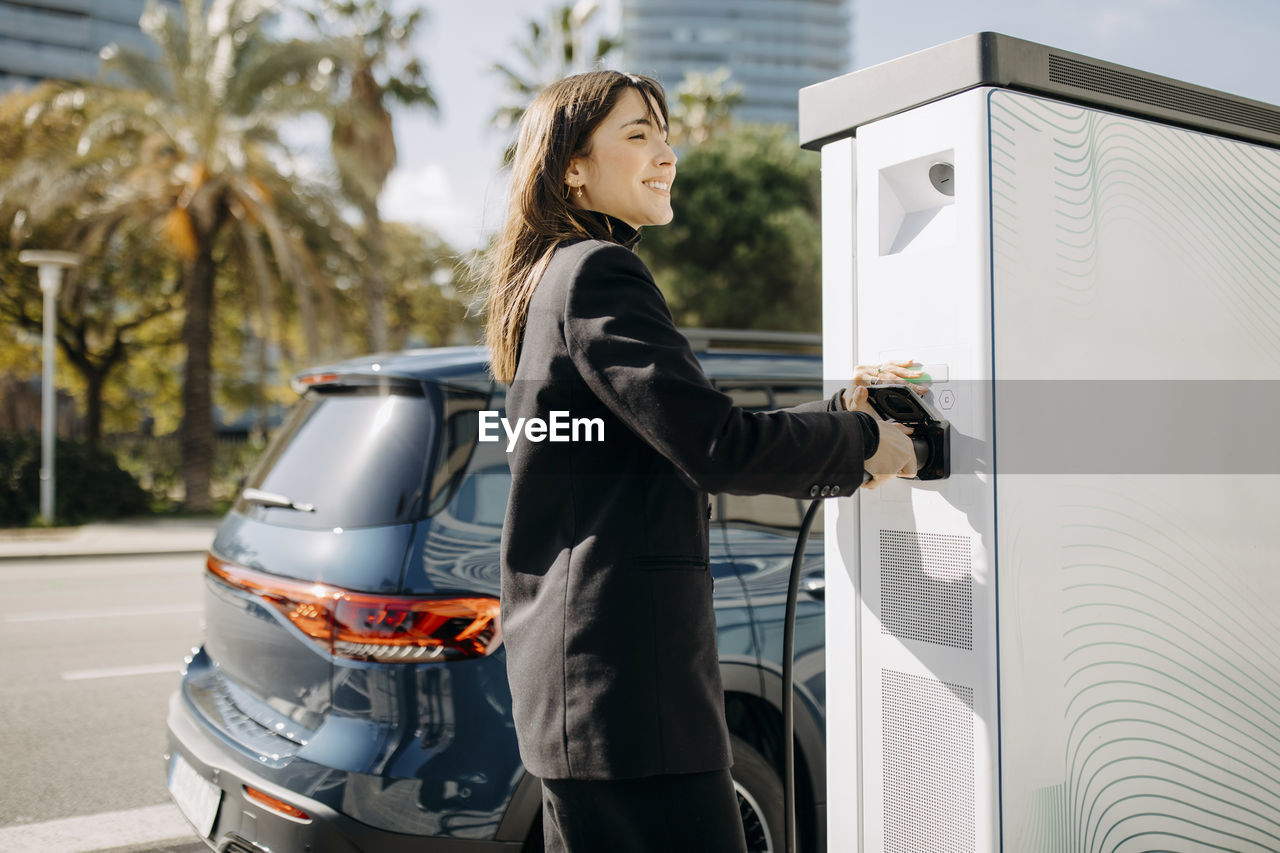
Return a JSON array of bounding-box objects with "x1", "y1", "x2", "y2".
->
[{"x1": 562, "y1": 242, "x2": 870, "y2": 498}]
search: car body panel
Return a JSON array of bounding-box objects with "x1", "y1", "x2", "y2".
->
[
  {"x1": 168, "y1": 344, "x2": 833, "y2": 851},
  {"x1": 213, "y1": 514, "x2": 417, "y2": 592}
]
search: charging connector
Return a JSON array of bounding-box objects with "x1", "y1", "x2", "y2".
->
[{"x1": 864, "y1": 384, "x2": 950, "y2": 479}]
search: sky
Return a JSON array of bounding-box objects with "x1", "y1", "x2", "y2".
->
[{"x1": 371, "y1": 0, "x2": 1280, "y2": 252}]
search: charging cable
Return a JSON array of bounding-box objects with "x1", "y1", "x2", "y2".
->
[
  {"x1": 782, "y1": 497, "x2": 823, "y2": 853},
  {"x1": 778, "y1": 388, "x2": 947, "y2": 850}
]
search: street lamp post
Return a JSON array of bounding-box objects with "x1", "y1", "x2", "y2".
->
[{"x1": 18, "y1": 250, "x2": 79, "y2": 524}]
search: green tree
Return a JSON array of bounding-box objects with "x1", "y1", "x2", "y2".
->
[
  {"x1": 0, "y1": 84, "x2": 181, "y2": 449},
  {"x1": 668, "y1": 68, "x2": 742, "y2": 149},
  {"x1": 379, "y1": 222, "x2": 479, "y2": 349},
  {"x1": 302, "y1": 0, "x2": 437, "y2": 354},
  {"x1": 0, "y1": 220, "x2": 181, "y2": 448},
  {"x1": 490, "y1": 0, "x2": 620, "y2": 149},
  {"x1": 639, "y1": 124, "x2": 822, "y2": 332},
  {"x1": 3, "y1": 0, "x2": 346, "y2": 510}
]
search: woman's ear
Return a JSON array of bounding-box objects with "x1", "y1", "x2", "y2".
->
[{"x1": 564, "y1": 157, "x2": 587, "y2": 190}]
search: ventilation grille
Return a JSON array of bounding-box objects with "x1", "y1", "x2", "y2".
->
[
  {"x1": 879, "y1": 530, "x2": 973, "y2": 649},
  {"x1": 1048, "y1": 53, "x2": 1280, "y2": 137},
  {"x1": 882, "y1": 669, "x2": 976, "y2": 853}
]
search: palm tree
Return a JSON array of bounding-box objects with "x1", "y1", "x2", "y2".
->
[
  {"x1": 667, "y1": 68, "x2": 743, "y2": 149},
  {"x1": 490, "y1": 0, "x2": 620, "y2": 151},
  {"x1": 4, "y1": 0, "x2": 346, "y2": 510},
  {"x1": 301, "y1": 0, "x2": 438, "y2": 354}
]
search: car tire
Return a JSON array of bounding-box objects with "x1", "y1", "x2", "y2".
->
[
  {"x1": 521, "y1": 735, "x2": 787, "y2": 853},
  {"x1": 730, "y1": 734, "x2": 786, "y2": 853},
  {"x1": 522, "y1": 810, "x2": 544, "y2": 853}
]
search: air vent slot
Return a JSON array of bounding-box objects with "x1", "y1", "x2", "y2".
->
[
  {"x1": 879, "y1": 530, "x2": 973, "y2": 649},
  {"x1": 1048, "y1": 53, "x2": 1280, "y2": 136},
  {"x1": 882, "y1": 669, "x2": 976, "y2": 853}
]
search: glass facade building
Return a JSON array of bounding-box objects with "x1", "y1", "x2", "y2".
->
[
  {"x1": 620, "y1": 0, "x2": 852, "y2": 128},
  {"x1": 0, "y1": 0, "x2": 163, "y2": 92}
]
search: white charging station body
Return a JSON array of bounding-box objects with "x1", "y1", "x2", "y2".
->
[{"x1": 804, "y1": 33, "x2": 1280, "y2": 852}]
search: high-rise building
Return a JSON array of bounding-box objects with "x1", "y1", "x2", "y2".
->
[
  {"x1": 620, "y1": 0, "x2": 852, "y2": 129},
  {"x1": 0, "y1": 0, "x2": 165, "y2": 92}
]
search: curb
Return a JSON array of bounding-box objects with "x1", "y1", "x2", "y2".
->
[{"x1": 0, "y1": 548, "x2": 211, "y2": 563}]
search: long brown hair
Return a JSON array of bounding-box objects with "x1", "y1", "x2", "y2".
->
[{"x1": 481, "y1": 71, "x2": 668, "y2": 383}]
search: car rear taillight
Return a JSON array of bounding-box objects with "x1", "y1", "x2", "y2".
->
[
  {"x1": 289, "y1": 372, "x2": 341, "y2": 393},
  {"x1": 206, "y1": 554, "x2": 502, "y2": 662},
  {"x1": 243, "y1": 785, "x2": 311, "y2": 822}
]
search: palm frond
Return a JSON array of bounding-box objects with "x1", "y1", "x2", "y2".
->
[
  {"x1": 383, "y1": 77, "x2": 437, "y2": 111},
  {"x1": 77, "y1": 102, "x2": 161, "y2": 157},
  {"x1": 570, "y1": 0, "x2": 599, "y2": 29},
  {"x1": 101, "y1": 45, "x2": 175, "y2": 101},
  {"x1": 594, "y1": 36, "x2": 622, "y2": 65},
  {"x1": 179, "y1": 0, "x2": 208, "y2": 72},
  {"x1": 138, "y1": 0, "x2": 189, "y2": 85},
  {"x1": 226, "y1": 37, "x2": 333, "y2": 117},
  {"x1": 489, "y1": 2, "x2": 619, "y2": 142},
  {"x1": 252, "y1": 198, "x2": 323, "y2": 360},
  {"x1": 490, "y1": 62, "x2": 539, "y2": 94}
]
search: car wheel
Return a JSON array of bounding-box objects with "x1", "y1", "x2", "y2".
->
[
  {"x1": 731, "y1": 734, "x2": 785, "y2": 853},
  {"x1": 522, "y1": 811, "x2": 544, "y2": 853},
  {"x1": 521, "y1": 735, "x2": 787, "y2": 853}
]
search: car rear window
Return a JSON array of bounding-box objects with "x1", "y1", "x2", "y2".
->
[{"x1": 237, "y1": 385, "x2": 434, "y2": 530}]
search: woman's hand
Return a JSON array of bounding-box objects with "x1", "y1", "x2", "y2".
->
[
  {"x1": 846, "y1": 386, "x2": 919, "y2": 489},
  {"x1": 842, "y1": 360, "x2": 928, "y2": 411}
]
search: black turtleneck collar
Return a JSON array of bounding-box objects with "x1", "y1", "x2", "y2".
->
[{"x1": 578, "y1": 209, "x2": 642, "y2": 250}]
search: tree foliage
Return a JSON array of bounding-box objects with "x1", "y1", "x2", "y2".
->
[
  {"x1": 667, "y1": 68, "x2": 742, "y2": 149},
  {"x1": 0, "y1": 0, "x2": 349, "y2": 510},
  {"x1": 301, "y1": 0, "x2": 438, "y2": 353},
  {"x1": 0, "y1": 83, "x2": 182, "y2": 448},
  {"x1": 490, "y1": 0, "x2": 620, "y2": 153},
  {"x1": 379, "y1": 222, "x2": 480, "y2": 349},
  {"x1": 639, "y1": 124, "x2": 822, "y2": 332}
]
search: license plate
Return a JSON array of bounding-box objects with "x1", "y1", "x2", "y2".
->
[{"x1": 168, "y1": 753, "x2": 222, "y2": 838}]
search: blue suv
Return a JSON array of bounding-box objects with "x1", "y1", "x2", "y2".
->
[{"x1": 165, "y1": 334, "x2": 831, "y2": 853}]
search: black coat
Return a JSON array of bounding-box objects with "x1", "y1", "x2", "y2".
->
[{"x1": 500, "y1": 214, "x2": 874, "y2": 781}]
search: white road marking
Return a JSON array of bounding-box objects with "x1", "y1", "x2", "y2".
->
[
  {"x1": 8, "y1": 604, "x2": 202, "y2": 623},
  {"x1": 0, "y1": 562, "x2": 199, "y2": 582},
  {"x1": 62, "y1": 663, "x2": 181, "y2": 681},
  {"x1": 0, "y1": 803, "x2": 196, "y2": 853}
]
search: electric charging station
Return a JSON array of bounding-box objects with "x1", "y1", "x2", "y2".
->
[{"x1": 801, "y1": 33, "x2": 1280, "y2": 851}]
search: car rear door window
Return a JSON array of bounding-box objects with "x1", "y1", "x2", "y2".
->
[{"x1": 237, "y1": 386, "x2": 434, "y2": 530}]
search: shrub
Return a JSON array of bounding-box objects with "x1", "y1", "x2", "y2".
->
[
  {"x1": 107, "y1": 433, "x2": 265, "y2": 509},
  {"x1": 0, "y1": 432, "x2": 150, "y2": 527}
]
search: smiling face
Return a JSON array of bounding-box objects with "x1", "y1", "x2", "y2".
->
[{"x1": 564, "y1": 87, "x2": 677, "y2": 229}]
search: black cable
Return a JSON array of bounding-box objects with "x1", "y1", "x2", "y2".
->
[
  {"x1": 782, "y1": 498, "x2": 823, "y2": 853},
  {"x1": 780, "y1": 406, "x2": 933, "y2": 850}
]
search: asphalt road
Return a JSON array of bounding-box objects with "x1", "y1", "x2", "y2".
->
[{"x1": 0, "y1": 552, "x2": 210, "y2": 852}]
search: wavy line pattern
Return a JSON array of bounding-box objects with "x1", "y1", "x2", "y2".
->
[
  {"x1": 990, "y1": 90, "x2": 1280, "y2": 357},
  {"x1": 1004, "y1": 484, "x2": 1280, "y2": 852},
  {"x1": 992, "y1": 90, "x2": 1280, "y2": 851}
]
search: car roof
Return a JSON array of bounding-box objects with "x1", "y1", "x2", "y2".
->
[{"x1": 293, "y1": 344, "x2": 823, "y2": 390}]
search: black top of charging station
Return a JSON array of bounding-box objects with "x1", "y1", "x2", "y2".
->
[{"x1": 799, "y1": 32, "x2": 1280, "y2": 152}]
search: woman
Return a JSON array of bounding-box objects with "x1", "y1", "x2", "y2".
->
[{"x1": 482, "y1": 70, "x2": 919, "y2": 852}]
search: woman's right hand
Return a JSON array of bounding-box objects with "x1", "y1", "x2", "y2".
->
[{"x1": 847, "y1": 386, "x2": 919, "y2": 489}]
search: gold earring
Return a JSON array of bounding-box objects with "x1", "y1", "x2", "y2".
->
[{"x1": 575, "y1": 186, "x2": 584, "y2": 199}]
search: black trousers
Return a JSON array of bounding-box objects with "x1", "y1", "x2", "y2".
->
[{"x1": 541, "y1": 768, "x2": 749, "y2": 853}]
